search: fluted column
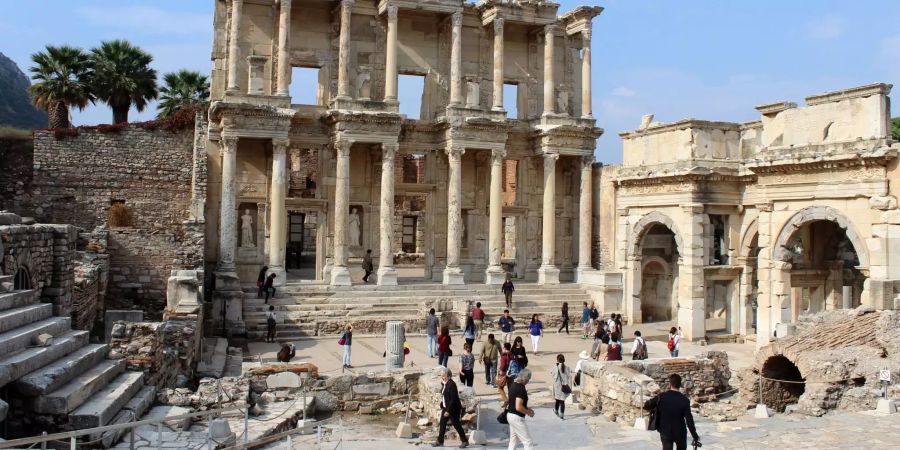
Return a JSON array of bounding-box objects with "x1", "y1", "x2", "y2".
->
[
  {"x1": 542, "y1": 25, "x2": 555, "y2": 116},
  {"x1": 378, "y1": 143, "x2": 399, "y2": 285},
  {"x1": 581, "y1": 26, "x2": 592, "y2": 118},
  {"x1": 218, "y1": 137, "x2": 239, "y2": 271},
  {"x1": 226, "y1": 0, "x2": 244, "y2": 92},
  {"x1": 449, "y1": 11, "x2": 463, "y2": 106},
  {"x1": 485, "y1": 148, "x2": 507, "y2": 284},
  {"x1": 268, "y1": 139, "x2": 289, "y2": 286},
  {"x1": 337, "y1": 0, "x2": 354, "y2": 99},
  {"x1": 538, "y1": 153, "x2": 560, "y2": 284},
  {"x1": 443, "y1": 146, "x2": 466, "y2": 284},
  {"x1": 331, "y1": 140, "x2": 352, "y2": 285},
  {"x1": 384, "y1": 5, "x2": 399, "y2": 103},
  {"x1": 575, "y1": 155, "x2": 594, "y2": 282},
  {"x1": 276, "y1": 0, "x2": 292, "y2": 96},
  {"x1": 491, "y1": 18, "x2": 504, "y2": 111}
]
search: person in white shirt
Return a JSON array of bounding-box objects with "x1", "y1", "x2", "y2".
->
[
  {"x1": 265, "y1": 305, "x2": 277, "y2": 343},
  {"x1": 630, "y1": 330, "x2": 647, "y2": 360},
  {"x1": 607, "y1": 314, "x2": 617, "y2": 335},
  {"x1": 668, "y1": 326, "x2": 682, "y2": 357}
]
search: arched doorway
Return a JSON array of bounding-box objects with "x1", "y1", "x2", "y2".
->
[
  {"x1": 13, "y1": 267, "x2": 31, "y2": 290},
  {"x1": 638, "y1": 224, "x2": 679, "y2": 323},
  {"x1": 760, "y1": 355, "x2": 805, "y2": 412}
]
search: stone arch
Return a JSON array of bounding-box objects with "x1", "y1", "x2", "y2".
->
[
  {"x1": 641, "y1": 256, "x2": 671, "y2": 275},
  {"x1": 13, "y1": 267, "x2": 32, "y2": 290},
  {"x1": 739, "y1": 217, "x2": 760, "y2": 259},
  {"x1": 628, "y1": 211, "x2": 683, "y2": 258},
  {"x1": 772, "y1": 206, "x2": 869, "y2": 268}
]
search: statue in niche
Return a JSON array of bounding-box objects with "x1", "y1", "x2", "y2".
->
[
  {"x1": 356, "y1": 69, "x2": 371, "y2": 100},
  {"x1": 349, "y1": 207, "x2": 361, "y2": 246},
  {"x1": 465, "y1": 79, "x2": 480, "y2": 108},
  {"x1": 557, "y1": 87, "x2": 569, "y2": 115},
  {"x1": 240, "y1": 209, "x2": 255, "y2": 248}
]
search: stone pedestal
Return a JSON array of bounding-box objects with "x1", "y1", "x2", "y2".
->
[
  {"x1": 395, "y1": 421, "x2": 412, "y2": 438},
  {"x1": 876, "y1": 398, "x2": 896, "y2": 414},
  {"x1": 538, "y1": 265, "x2": 560, "y2": 285},
  {"x1": 754, "y1": 404, "x2": 771, "y2": 419},
  {"x1": 385, "y1": 321, "x2": 405, "y2": 370}
]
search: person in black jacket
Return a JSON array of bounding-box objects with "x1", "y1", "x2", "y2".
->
[
  {"x1": 434, "y1": 367, "x2": 469, "y2": 448},
  {"x1": 643, "y1": 374, "x2": 700, "y2": 450}
]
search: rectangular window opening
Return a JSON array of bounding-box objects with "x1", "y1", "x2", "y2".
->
[
  {"x1": 503, "y1": 83, "x2": 518, "y2": 118},
  {"x1": 402, "y1": 216, "x2": 418, "y2": 253},
  {"x1": 400, "y1": 153, "x2": 426, "y2": 184},
  {"x1": 289, "y1": 67, "x2": 323, "y2": 106},
  {"x1": 502, "y1": 159, "x2": 518, "y2": 206},
  {"x1": 398, "y1": 74, "x2": 426, "y2": 120}
]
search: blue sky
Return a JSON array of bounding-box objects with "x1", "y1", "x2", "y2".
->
[{"x1": 2, "y1": 1, "x2": 898, "y2": 164}]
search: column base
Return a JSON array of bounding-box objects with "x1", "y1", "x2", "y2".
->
[
  {"x1": 537, "y1": 265, "x2": 560, "y2": 285},
  {"x1": 269, "y1": 265, "x2": 286, "y2": 287},
  {"x1": 377, "y1": 267, "x2": 398, "y2": 286},
  {"x1": 574, "y1": 266, "x2": 596, "y2": 284},
  {"x1": 331, "y1": 266, "x2": 352, "y2": 286},
  {"x1": 442, "y1": 266, "x2": 465, "y2": 285},
  {"x1": 484, "y1": 266, "x2": 506, "y2": 285},
  {"x1": 491, "y1": 106, "x2": 506, "y2": 113},
  {"x1": 214, "y1": 269, "x2": 241, "y2": 292}
]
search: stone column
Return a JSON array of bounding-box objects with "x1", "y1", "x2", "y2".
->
[
  {"x1": 581, "y1": 26, "x2": 592, "y2": 118},
  {"x1": 218, "y1": 136, "x2": 239, "y2": 273},
  {"x1": 542, "y1": 25, "x2": 555, "y2": 116},
  {"x1": 226, "y1": 0, "x2": 244, "y2": 92},
  {"x1": 337, "y1": 0, "x2": 354, "y2": 99},
  {"x1": 575, "y1": 155, "x2": 594, "y2": 282},
  {"x1": 385, "y1": 321, "x2": 406, "y2": 370},
  {"x1": 276, "y1": 0, "x2": 292, "y2": 96},
  {"x1": 384, "y1": 5, "x2": 399, "y2": 104},
  {"x1": 790, "y1": 286, "x2": 802, "y2": 324},
  {"x1": 331, "y1": 139, "x2": 352, "y2": 285},
  {"x1": 378, "y1": 143, "x2": 399, "y2": 285},
  {"x1": 443, "y1": 146, "x2": 465, "y2": 285},
  {"x1": 538, "y1": 153, "x2": 560, "y2": 284},
  {"x1": 485, "y1": 148, "x2": 507, "y2": 284},
  {"x1": 491, "y1": 18, "x2": 504, "y2": 111},
  {"x1": 268, "y1": 139, "x2": 289, "y2": 286},
  {"x1": 449, "y1": 11, "x2": 463, "y2": 106}
]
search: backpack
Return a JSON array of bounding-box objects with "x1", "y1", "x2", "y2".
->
[
  {"x1": 667, "y1": 336, "x2": 676, "y2": 351},
  {"x1": 634, "y1": 338, "x2": 648, "y2": 360},
  {"x1": 338, "y1": 332, "x2": 346, "y2": 346},
  {"x1": 506, "y1": 359, "x2": 521, "y2": 379}
]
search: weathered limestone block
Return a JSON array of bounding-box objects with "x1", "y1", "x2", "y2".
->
[
  {"x1": 870, "y1": 195, "x2": 898, "y2": 210},
  {"x1": 385, "y1": 321, "x2": 405, "y2": 370}
]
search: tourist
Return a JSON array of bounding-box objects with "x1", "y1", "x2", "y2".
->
[
  {"x1": 528, "y1": 314, "x2": 544, "y2": 354},
  {"x1": 668, "y1": 327, "x2": 683, "y2": 357},
  {"x1": 615, "y1": 313, "x2": 624, "y2": 337},
  {"x1": 458, "y1": 342, "x2": 475, "y2": 387},
  {"x1": 498, "y1": 309, "x2": 515, "y2": 343},
  {"x1": 276, "y1": 343, "x2": 295, "y2": 362},
  {"x1": 498, "y1": 342, "x2": 512, "y2": 407},
  {"x1": 426, "y1": 308, "x2": 439, "y2": 358},
  {"x1": 256, "y1": 265, "x2": 268, "y2": 298},
  {"x1": 590, "y1": 320, "x2": 605, "y2": 359},
  {"x1": 437, "y1": 326, "x2": 452, "y2": 367},
  {"x1": 589, "y1": 303, "x2": 600, "y2": 332},
  {"x1": 631, "y1": 330, "x2": 648, "y2": 360},
  {"x1": 481, "y1": 333, "x2": 500, "y2": 386},
  {"x1": 472, "y1": 302, "x2": 486, "y2": 340},
  {"x1": 507, "y1": 368, "x2": 535, "y2": 450},
  {"x1": 511, "y1": 335, "x2": 528, "y2": 368},
  {"x1": 265, "y1": 305, "x2": 277, "y2": 343},
  {"x1": 551, "y1": 354, "x2": 573, "y2": 419},
  {"x1": 463, "y1": 315, "x2": 476, "y2": 348},
  {"x1": 502, "y1": 276, "x2": 515, "y2": 309},
  {"x1": 434, "y1": 367, "x2": 470, "y2": 449},
  {"x1": 607, "y1": 313, "x2": 617, "y2": 335},
  {"x1": 340, "y1": 323, "x2": 353, "y2": 369},
  {"x1": 605, "y1": 332, "x2": 623, "y2": 361},
  {"x1": 581, "y1": 302, "x2": 591, "y2": 339},
  {"x1": 558, "y1": 302, "x2": 570, "y2": 334},
  {"x1": 263, "y1": 273, "x2": 277, "y2": 303},
  {"x1": 573, "y1": 350, "x2": 591, "y2": 387},
  {"x1": 361, "y1": 249, "x2": 374, "y2": 283},
  {"x1": 643, "y1": 374, "x2": 700, "y2": 450}
]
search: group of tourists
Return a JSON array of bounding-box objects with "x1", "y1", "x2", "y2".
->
[{"x1": 256, "y1": 266, "x2": 277, "y2": 302}]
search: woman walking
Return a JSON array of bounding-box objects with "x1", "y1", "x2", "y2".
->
[
  {"x1": 502, "y1": 276, "x2": 515, "y2": 309},
  {"x1": 263, "y1": 272, "x2": 277, "y2": 303},
  {"x1": 463, "y1": 316, "x2": 476, "y2": 349},
  {"x1": 551, "y1": 354, "x2": 573, "y2": 419},
  {"x1": 511, "y1": 336, "x2": 528, "y2": 369},
  {"x1": 507, "y1": 368, "x2": 535, "y2": 450},
  {"x1": 340, "y1": 323, "x2": 353, "y2": 369},
  {"x1": 528, "y1": 314, "x2": 544, "y2": 354},
  {"x1": 256, "y1": 265, "x2": 268, "y2": 298},
  {"x1": 265, "y1": 305, "x2": 277, "y2": 343},
  {"x1": 605, "y1": 332, "x2": 623, "y2": 361},
  {"x1": 458, "y1": 342, "x2": 475, "y2": 387},
  {"x1": 557, "y1": 302, "x2": 570, "y2": 334},
  {"x1": 438, "y1": 326, "x2": 452, "y2": 367}
]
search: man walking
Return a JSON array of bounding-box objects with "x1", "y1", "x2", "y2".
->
[
  {"x1": 472, "y1": 302, "x2": 485, "y2": 341},
  {"x1": 498, "y1": 309, "x2": 515, "y2": 344},
  {"x1": 362, "y1": 249, "x2": 374, "y2": 283},
  {"x1": 426, "y1": 308, "x2": 440, "y2": 358},
  {"x1": 643, "y1": 374, "x2": 701, "y2": 450},
  {"x1": 481, "y1": 333, "x2": 500, "y2": 386},
  {"x1": 434, "y1": 367, "x2": 469, "y2": 448}
]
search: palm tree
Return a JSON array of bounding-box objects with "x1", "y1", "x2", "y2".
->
[
  {"x1": 28, "y1": 45, "x2": 94, "y2": 129},
  {"x1": 90, "y1": 40, "x2": 158, "y2": 124},
  {"x1": 157, "y1": 70, "x2": 209, "y2": 118}
]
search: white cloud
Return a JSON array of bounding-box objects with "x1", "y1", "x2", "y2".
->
[
  {"x1": 76, "y1": 5, "x2": 211, "y2": 37},
  {"x1": 611, "y1": 86, "x2": 636, "y2": 97},
  {"x1": 805, "y1": 15, "x2": 846, "y2": 40}
]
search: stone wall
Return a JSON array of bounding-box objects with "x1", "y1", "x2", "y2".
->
[
  {"x1": 108, "y1": 318, "x2": 202, "y2": 389},
  {"x1": 0, "y1": 136, "x2": 33, "y2": 215},
  {"x1": 0, "y1": 219, "x2": 76, "y2": 316}
]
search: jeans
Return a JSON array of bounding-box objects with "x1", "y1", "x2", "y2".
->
[
  {"x1": 465, "y1": 338, "x2": 475, "y2": 349},
  {"x1": 437, "y1": 409, "x2": 468, "y2": 445},
  {"x1": 485, "y1": 360, "x2": 497, "y2": 384},
  {"x1": 438, "y1": 351, "x2": 450, "y2": 367},
  {"x1": 343, "y1": 344, "x2": 351, "y2": 366},
  {"x1": 507, "y1": 414, "x2": 533, "y2": 450},
  {"x1": 265, "y1": 287, "x2": 276, "y2": 302},
  {"x1": 530, "y1": 335, "x2": 541, "y2": 353},
  {"x1": 505, "y1": 292, "x2": 513, "y2": 308},
  {"x1": 670, "y1": 349, "x2": 680, "y2": 357},
  {"x1": 661, "y1": 435, "x2": 687, "y2": 450},
  {"x1": 461, "y1": 368, "x2": 474, "y2": 387},
  {"x1": 426, "y1": 334, "x2": 437, "y2": 357}
]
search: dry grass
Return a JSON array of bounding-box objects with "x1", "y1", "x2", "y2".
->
[
  {"x1": 0, "y1": 127, "x2": 31, "y2": 140},
  {"x1": 107, "y1": 202, "x2": 134, "y2": 227}
]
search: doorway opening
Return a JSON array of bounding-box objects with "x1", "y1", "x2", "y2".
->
[
  {"x1": 761, "y1": 355, "x2": 805, "y2": 412},
  {"x1": 286, "y1": 211, "x2": 317, "y2": 280}
]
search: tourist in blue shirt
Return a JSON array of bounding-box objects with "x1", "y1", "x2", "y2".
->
[
  {"x1": 581, "y1": 302, "x2": 591, "y2": 340},
  {"x1": 528, "y1": 314, "x2": 543, "y2": 355},
  {"x1": 498, "y1": 309, "x2": 515, "y2": 344}
]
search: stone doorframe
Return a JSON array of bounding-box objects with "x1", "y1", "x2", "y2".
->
[
  {"x1": 624, "y1": 211, "x2": 684, "y2": 325},
  {"x1": 501, "y1": 205, "x2": 529, "y2": 280},
  {"x1": 284, "y1": 198, "x2": 329, "y2": 281},
  {"x1": 395, "y1": 185, "x2": 437, "y2": 281},
  {"x1": 639, "y1": 256, "x2": 675, "y2": 323}
]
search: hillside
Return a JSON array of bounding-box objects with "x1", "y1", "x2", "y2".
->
[{"x1": 0, "y1": 51, "x2": 46, "y2": 129}]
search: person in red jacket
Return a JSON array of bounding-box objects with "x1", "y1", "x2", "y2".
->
[{"x1": 437, "y1": 326, "x2": 452, "y2": 367}]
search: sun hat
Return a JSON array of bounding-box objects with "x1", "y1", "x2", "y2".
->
[{"x1": 579, "y1": 350, "x2": 590, "y2": 359}]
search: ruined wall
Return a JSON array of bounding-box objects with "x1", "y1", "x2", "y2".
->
[
  {"x1": 0, "y1": 136, "x2": 33, "y2": 215},
  {"x1": 0, "y1": 221, "x2": 76, "y2": 316},
  {"x1": 73, "y1": 227, "x2": 109, "y2": 331},
  {"x1": 108, "y1": 318, "x2": 202, "y2": 389}
]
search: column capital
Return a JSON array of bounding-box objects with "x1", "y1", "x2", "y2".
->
[
  {"x1": 582, "y1": 154, "x2": 595, "y2": 166},
  {"x1": 279, "y1": 0, "x2": 291, "y2": 8},
  {"x1": 387, "y1": 4, "x2": 398, "y2": 21},
  {"x1": 451, "y1": 10, "x2": 462, "y2": 27},
  {"x1": 221, "y1": 136, "x2": 239, "y2": 154},
  {"x1": 335, "y1": 139, "x2": 353, "y2": 157},
  {"x1": 233, "y1": 0, "x2": 243, "y2": 6},
  {"x1": 544, "y1": 24, "x2": 556, "y2": 36},
  {"x1": 543, "y1": 152, "x2": 560, "y2": 163},
  {"x1": 493, "y1": 17, "x2": 504, "y2": 34},
  {"x1": 491, "y1": 148, "x2": 507, "y2": 165},
  {"x1": 446, "y1": 146, "x2": 465, "y2": 161},
  {"x1": 272, "y1": 138, "x2": 290, "y2": 151},
  {"x1": 382, "y1": 142, "x2": 398, "y2": 161},
  {"x1": 341, "y1": 0, "x2": 354, "y2": 9},
  {"x1": 582, "y1": 26, "x2": 592, "y2": 43}
]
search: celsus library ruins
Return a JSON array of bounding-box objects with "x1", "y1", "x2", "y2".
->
[{"x1": 0, "y1": 0, "x2": 898, "y2": 448}]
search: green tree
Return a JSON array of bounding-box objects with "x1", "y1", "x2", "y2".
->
[
  {"x1": 157, "y1": 70, "x2": 209, "y2": 118},
  {"x1": 28, "y1": 45, "x2": 94, "y2": 129},
  {"x1": 892, "y1": 117, "x2": 900, "y2": 141},
  {"x1": 90, "y1": 40, "x2": 157, "y2": 124}
]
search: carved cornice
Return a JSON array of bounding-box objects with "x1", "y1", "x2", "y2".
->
[
  {"x1": 618, "y1": 119, "x2": 742, "y2": 140},
  {"x1": 805, "y1": 82, "x2": 892, "y2": 106}
]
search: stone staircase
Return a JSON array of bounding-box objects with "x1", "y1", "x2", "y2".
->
[
  {"x1": 0, "y1": 282, "x2": 154, "y2": 446},
  {"x1": 243, "y1": 282, "x2": 595, "y2": 340}
]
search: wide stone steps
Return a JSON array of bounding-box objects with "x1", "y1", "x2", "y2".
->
[
  {"x1": 0, "y1": 290, "x2": 38, "y2": 312},
  {"x1": 0, "y1": 330, "x2": 90, "y2": 387},
  {"x1": 32, "y1": 359, "x2": 125, "y2": 415},
  {"x1": 0, "y1": 317, "x2": 72, "y2": 356},
  {"x1": 15, "y1": 343, "x2": 109, "y2": 396},
  {"x1": 91, "y1": 385, "x2": 156, "y2": 448},
  {"x1": 69, "y1": 371, "x2": 145, "y2": 429},
  {"x1": 0, "y1": 303, "x2": 54, "y2": 334}
]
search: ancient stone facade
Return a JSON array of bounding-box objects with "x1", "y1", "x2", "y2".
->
[{"x1": 593, "y1": 83, "x2": 900, "y2": 344}]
